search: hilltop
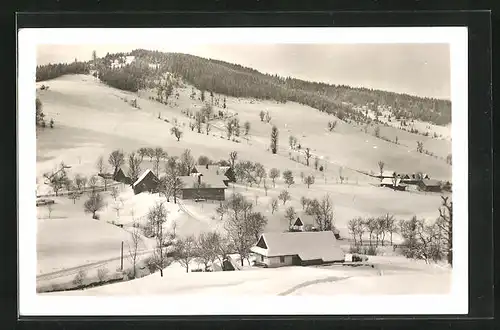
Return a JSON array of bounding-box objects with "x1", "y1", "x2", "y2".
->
[{"x1": 37, "y1": 49, "x2": 452, "y2": 126}]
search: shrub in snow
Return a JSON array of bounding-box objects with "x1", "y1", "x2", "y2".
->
[
  {"x1": 97, "y1": 267, "x2": 109, "y2": 282},
  {"x1": 72, "y1": 270, "x2": 87, "y2": 287}
]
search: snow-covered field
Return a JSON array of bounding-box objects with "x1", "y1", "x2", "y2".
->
[
  {"x1": 35, "y1": 74, "x2": 452, "y2": 295},
  {"x1": 46, "y1": 255, "x2": 451, "y2": 296}
]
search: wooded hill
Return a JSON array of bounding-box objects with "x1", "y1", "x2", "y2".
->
[{"x1": 36, "y1": 49, "x2": 452, "y2": 125}]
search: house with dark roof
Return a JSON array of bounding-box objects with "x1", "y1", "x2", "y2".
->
[
  {"x1": 290, "y1": 212, "x2": 341, "y2": 238},
  {"x1": 250, "y1": 231, "x2": 345, "y2": 268},
  {"x1": 417, "y1": 179, "x2": 442, "y2": 192},
  {"x1": 132, "y1": 169, "x2": 160, "y2": 195},
  {"x1": 178, "y1": 173, "x2": 227, "y2": 201}
]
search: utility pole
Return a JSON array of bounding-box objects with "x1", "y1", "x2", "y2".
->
[{"x1": 120, "y1": 241, "x2": 124, "y2": 271}]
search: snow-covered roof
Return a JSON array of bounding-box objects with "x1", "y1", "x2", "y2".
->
[
  {"x1": 251, "y1": 231, "x2": 344, "y2": 262},
  {"x1": 133, "y1": 169, "x2": 153, "y2": 187},
  {"x1": 380, "y1": 178, "x2": 401, "y2": 186},
  {"x1": 178, "y1": 174, "x2": 227, "y2": 189},
  {"x1": 379, "y1": 170, "x2": 396, "y2": 177}
]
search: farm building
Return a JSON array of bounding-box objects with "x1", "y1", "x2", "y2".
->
[
  {"x1": 251, "y1": 231, "x2": 345, "y2": 268},
  {"x1": 417, "y1": 179, "x2": 442, "y2": 192},
  {"x1": 377, "y1": 170, "x2": 396, "y2": 179},
  {"x1": 380, "y1": 178, "x2": 407, "y2": 191},
  {"x1": 290, "y1": 213, "x2": 341, "y2": 238},
  {"x1": 132, "y1": 169, "x2": 160, "y2": 195},
  {"x1": 178, "y1": 173, "x2": 227, "y2": 201},
  {"x1": 190, "y1": 164, "x2": 234, "y2": 185},
  {"x1": 112, "y1": 167, "x2": 133, "y2": 185}
]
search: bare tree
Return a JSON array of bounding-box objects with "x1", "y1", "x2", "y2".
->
[
  {"x1": 314, "y1": 156, "x2": 320, "y2": 170},
  {"x1": 304, "y1": 148, "x2": 312, "y2": 166},
  {"x1": 110, "y1": 186, "x2": 119, "y2": 201},
  {"x1": 303, "y1": 175, "x2": 315, "y2": 188},
  {"x1": 436, "y1": 196, "x2": 453, "y2": 266},
  {"x1": 300, "y1": 196, "x2": 309, "y2": 210},
  {"x1": 327, "y1": 120, "x2": 338, "y2": 132},
  {"x1": 243, "y1": 121, "x2": 251, "y2": 136},
  {"x1": 87, "y1": 176, "x2": 99, "y2": 193},
  {"x1": 278, "y1": 190, "x2": 291, "y2": 205},
  {"x1": 270, "y1": 198, "x2": 278, "y2": 214},
  {"x1": 175, "y1": 235, "x2": 197, "y2": 273},
  {"x1": 285, "y1": 206, "x2": 297, "y2": 228},
  {"x1": 196, "y1": 232, "x2": 221, "y2": 271},
  {"x1": 265, "y1": 111, "x2": 272, "y2": 123},
  {"x1": 152, "y1": 147, "x2": 166, "y2": 178},
  {"x1": 68, "y1": 191, "x2": 81, "y2": 204},
  {"x1": 138, "y1": 147, "x2": 149, "y2": 161},
  {"x1": 205, "y1": 122, "x2": 211, "y2": 135},
  {"x1": 195, "y1": 111, "x2": 203, "y2": 133},
  {"x1": 127, "y1": 221, "x2": 142, "y2": 279},
  {"x1": 378, "y1": 161, "x2": 385, "y2": 178},
  {"x1": 46, "y1": 203, "x2": 54, "y2": 219},
  {"x1": 229, "y1": 151, "x2": 238, "y2": 168},
  {"x1": 347, "y1": 218, "x2": 358, "y2": 245},
  {"x1": 385, "y1": 214, "x2": 397, "y2": 245},
  {"x1": 365, "y1": 217, "x2": 378, "y2": 246},
  {"x1": 108, "y1": 149, "x2": 125, "y2": 174},
  {"x1": 282, "y1": 170, "x2": 295, "y2": 188},
  {"x1": 307, "y1": 194, "x2": 335, "y2": 231},
  {"x1": 43, "y1": 163, "x2": 70, "y2": 196},
  {"x1": 259, "y1": 110, "x2": 265, "y2": 122},
  {"x1": 416, "y1": 141, "x2": 424, "y2": 153},
  {"x1": 223, "y1": 193, "x2": 256, "y2": 266},
  {"x1": 254, "y1": 163, "x2": 266, "y2": 186},
  {"x1": 269, "y1": 168, "x2": 280, "y2": 187},
  {"x1": 127, "y1": 152, "x2": 142, "y2": 183},
  {"x1": 170, "y1": 127, "x2": 183, "y2": 141},
  {"x1": 84, "y1": 192, "x2": 104, "y2": 219},
  {"x1": 96, "y1": 155, "x2": 106, "y2": 174},
  {"x1": 216, "y1": 201, "x2": 227, "y2": 221},
  {"x1": 374, "y1": 126, "x2": 380, "y2": 137},
  {"x1": 263, "y1": 179, "x2": 269, "y2": 196},
  {"x1": 148, "y1": 202, "x2": 169, "y2": 277}
]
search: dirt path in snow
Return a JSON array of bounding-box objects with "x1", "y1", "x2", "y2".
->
[
  {"x1": 277, "y1": 276, "x2": 350, "y2": 296},
  {"x1": 36, "y1": 248, "x2": 155, "y2": 282}
]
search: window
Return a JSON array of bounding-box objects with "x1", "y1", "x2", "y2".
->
[{"x1": 280, "y1": 256, "x2": 285, "y2": 263}]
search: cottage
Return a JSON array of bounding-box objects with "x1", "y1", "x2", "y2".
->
[
  {"x1": 417, "y1": 179, "x2": 442, "y2": 192},
  {"x1": 178, "y1": 173, "x2": 227, "y2": 201},
  {"x1": 132, "y1": 169, "x2": 160, "y2": 195},
  {"x1": 191, "y1": 164, "x2": 234, "y2": 185},
  {"x1": 251, "y1": 231, "x2": 345, "y2": 268}
]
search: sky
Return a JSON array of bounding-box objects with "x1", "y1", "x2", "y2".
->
[{"x1": 37, "y1": 43, "x2": 451, "y2": 99}]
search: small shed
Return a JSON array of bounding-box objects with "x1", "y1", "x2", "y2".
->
[
  {"x1": 132, "y1": 169, "x2": 160, "y2": 195},
  {"x1": 418, "y1": 179, "x2": 442, "y2": 192}
]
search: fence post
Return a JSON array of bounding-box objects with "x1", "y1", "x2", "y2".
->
[{"x1": 120, "y1": 241, "x2": 124, "y2": 271}]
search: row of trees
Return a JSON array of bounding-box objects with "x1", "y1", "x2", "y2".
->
[
  {"x1": 346, "y1": 196, "x2": 453, "y2": 265},
  {"x1": 36, "y1": 61, "x2": 90, "y2": 82},
  {"x1": 35, "y1": 97, "x2": 54, "y2": 130},
  {"x1": 126, "y1": 49, "x2": 451, "y2": 125}
]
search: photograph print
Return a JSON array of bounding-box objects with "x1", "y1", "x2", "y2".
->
[{"x1": 18, "y1": 27, "x2": 468, "y2": 316}]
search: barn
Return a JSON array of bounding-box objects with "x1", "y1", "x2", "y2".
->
[
  {"x1": 417, "y1": 179, "x2": 442, "y2": 192},
  {"x1": 251, "y1": 231, "x2": 345, "y2": 268},
  {"x1": 178, "y1": 173, "x2": 227, "y2": 201},
  {"x1": 132, "y1": 169, "x2": 160, "y2": 195},
  {"x1": 112, "y1": 166, "x2": 133, "y2": 185}
]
